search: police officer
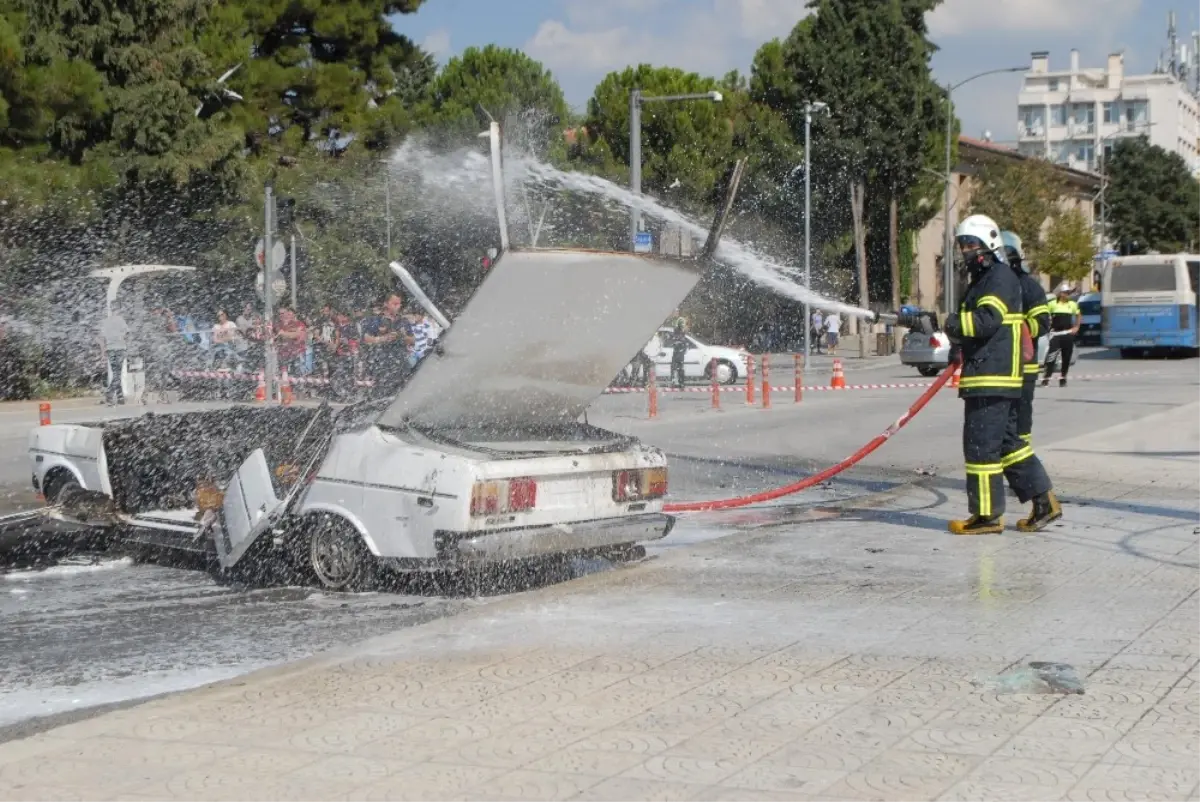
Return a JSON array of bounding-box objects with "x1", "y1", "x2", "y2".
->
[
  {"x1": 1000, "y1": 232, "x2": 1050, "y2": 445},
  {"x1": 943, "y1": 215, "x2": 1059, "y2": 535},
  {"x1": 1043, "y1": 283, "x2": 1080, "y2": 386}
]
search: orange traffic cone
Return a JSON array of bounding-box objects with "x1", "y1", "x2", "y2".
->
[
  {"x1": 950, "y1": 364, "x2": 961, "y2": 389},
  {"x1": 38, "y1": 402, "x2": 51, "y2": 426},
  {"x1": 254, "y1": 371, "x2": 266, "y2": 403},
  {"x1": 830, "y1": 358, "x2": 847, "y2": 389},
  {"x1": 280, "y1": 368, "x2": 294, "y2": 406}
]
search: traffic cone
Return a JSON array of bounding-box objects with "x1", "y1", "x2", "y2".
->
[
  {"x1": 254, "y1": 371, "x2": 266, "y2": 403},
  {"x1": 39, "y1": 402, "x2": 51, "y2": 426},
  {"x1": 280, "y1": 368, "x2": 294, "y2": 406},
  {"x1": 830, "y1": 358, "x2": 847, "y2": 389},
  {"x1": 951, "y1": 365, "x2": 961, "y2": 389}
]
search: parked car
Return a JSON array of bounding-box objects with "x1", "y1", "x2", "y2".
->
[
  {"x1": 899, "y1": 312, "x2": 950, "y2": 376},
  {"x1": 1076, "y1": 292, "x2": 1101, "y2": 345},
  {"x1": 643, "y1": 328, "x2": 748, "y2": 384}
]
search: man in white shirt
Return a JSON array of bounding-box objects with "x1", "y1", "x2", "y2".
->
[
  {"x1": 824, "y1": 311, "x2": 841, "y2": 356},
  {"x1": 99, "y1": 310, "x2": 129, "y2": 405}
]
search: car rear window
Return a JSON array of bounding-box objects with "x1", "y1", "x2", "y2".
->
[{"x1": 1110, "y1": 264, "x2": 1177, "y2": 293}]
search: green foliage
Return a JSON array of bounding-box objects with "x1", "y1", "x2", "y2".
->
[
  {"x1": 1106, "y1": 136, "x2": 1199, "y2": 253},
  {"x1": 420, "y1": 45, "x2": 568, "y2": 153},
  {"x1": 967, "y1": 156, "x2": 1065, "y2": 258},
  {"x1": 1040, "y1": 208, "x2": 1094, "y2": 281}
]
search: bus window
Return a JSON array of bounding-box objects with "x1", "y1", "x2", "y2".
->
[
  {"x1": 1109, "y1": 264, "x2": 1177, "y2": 293},
  {"x1": 1187, "y1": 261, "x2": 1199, "y2": 294}
]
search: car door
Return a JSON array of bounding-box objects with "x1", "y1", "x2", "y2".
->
[
  {"x1": 683, "y1": 336, "x2": 706, "y2": 378},
  {"x1": 647, "y1": 331, "x2": 671, "y2": 379},
  {"x1": 217, "y1": 448, "x2": 287, "y2": 569}
]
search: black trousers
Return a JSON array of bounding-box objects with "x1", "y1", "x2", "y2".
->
[
  {"x1": 105, "y1": 350, "x2": 125, "y2": 403},
  {"x1": 963, "y1": 395, "x2": 1052, "y2": 518},
  {"x1": 670, "y1": 354, "x2": 686, "y2": 388},
  {"x1": 1043, "y1": 333, "x2": 1075, "y2": 379},
  {"x1": 1016, "y1": 373, "x2": 1037, "y2": 444}
]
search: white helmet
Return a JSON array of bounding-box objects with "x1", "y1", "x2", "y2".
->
[
  {"x1": 1000, "y1": 231, "x2": 1029, "y2": 273},
  {"x1": 955, "y1": 214, "x2": 1004, "y2": 261}
]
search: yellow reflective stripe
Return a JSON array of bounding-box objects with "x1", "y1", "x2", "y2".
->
[
  {"x1": 1026, "y1": 304, "x2": 1049, "y2": 318},
  {"x1": 1011, "y1": 321, "x2": 1021, "y2": 378},
  {"x1": 958, "y1": 376, "x2": 1024, "y2": 387},
  {"x1": 978, "y1": 295, "x2": 1008, "y2": 315},
  {"x1": 1024, "y1": 363, "x2": 1041, "y2": 373},
  {"x1": 960, "y1": 309, "x2": 975, "y2": 338},
  {"x1": 1001, "y1": 445, "x2": 1035, "y2": 468},
  {"x1": 1019, "y1": 433, "x2": 1032, "y2": 443},
  {"x1": 965, "y1": 463, "x2": 1003, "y2": 473},
  {"x1": 1002, "y1": 314, "x2": 1024, "y2": 323}
]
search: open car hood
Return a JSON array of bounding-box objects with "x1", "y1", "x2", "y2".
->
[{"x1": 375, "y1": 248, "x2": 707, "y2": 433}]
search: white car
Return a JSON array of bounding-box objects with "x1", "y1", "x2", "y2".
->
[
  {"x1": 29, "y1": 249, "x2": 698, "y2": 591},
  {"x1": 645, "y1": 328, "x2": 748, "y2": 384}
]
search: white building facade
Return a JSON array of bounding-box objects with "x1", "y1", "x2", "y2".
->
[{"x1": 1016, "y1": 50, "x2": 1199, "y2": 173}]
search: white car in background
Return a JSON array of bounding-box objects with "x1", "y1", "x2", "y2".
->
[{"x1": 646, "y1": 328, "x2": 748, "y2": 384}]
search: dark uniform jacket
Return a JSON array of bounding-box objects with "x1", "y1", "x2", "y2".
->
[
  {"x1": 1019, "y1": 273, "x2": 1050, "y2": 376},
  {"x1": 945, "y1": 261, "x2": 1025, "y2": 398}
]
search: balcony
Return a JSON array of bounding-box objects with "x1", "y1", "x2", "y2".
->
[
  {"x1": 1018, "y1": 125, "x2": 1045, "y2": 140},
  {"x1": 1070, "y1": 122, "x2": 1096, "y2": 138}
]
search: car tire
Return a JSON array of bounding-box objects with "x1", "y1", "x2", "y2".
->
[
  {"x1": 1119, "y1": 348, "x2": 1140, "y2": 359},
  {"x1": 917, "y1": 365, "x2": 941, "y2": 377},
  {"x1": 301, "y1": 513, "x2": 370, "y2": 591},
  {"x1": 706, "y1": 359, "x2": 738, "y2": 385}
]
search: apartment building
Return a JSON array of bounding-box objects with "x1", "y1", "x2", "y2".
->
[{"x1": 1015, "y1": 50, "x2": 1199, "y2": 172}]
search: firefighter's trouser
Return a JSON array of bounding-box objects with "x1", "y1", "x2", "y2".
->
[
  {"x1": 963, "y1": 396, "x2": 1053, "y2": 518},
  {"x1": 1016, "y1": 374, "x2": 1037, "y2": 445}
]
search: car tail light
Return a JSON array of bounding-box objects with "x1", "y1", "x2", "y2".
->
[
  {"x1": 928, "y1": 335, "x2": 940, "y2": 347},
  {"x1": 470, "y1": 477, "x2": 538, "y2": 516},
  {"x1": 612, "y1": 467, "x2": 668, "y2": 502}
]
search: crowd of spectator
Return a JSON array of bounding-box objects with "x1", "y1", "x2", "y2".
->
[{"x1": 106, "y1": 292, "x2": 443, "y2": 403}]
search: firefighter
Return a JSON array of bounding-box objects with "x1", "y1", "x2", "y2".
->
[
  {"x1": 943, "y1": 215, "x2": 1060, "y2": 535},
  {"x1": 1000, "y1": 231, "x2": 1050, "y2": 445}
]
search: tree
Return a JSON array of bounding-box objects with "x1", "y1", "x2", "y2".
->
[
  {"x1": 577, "y1": 65, "x2": 733, "y2": 204},
  {"x1": 753, "y1": 0, "x2": 946, "y2": 315},
  {"x1": 966, "y1": 155, "x2": 1065, "y2": 260},
  {"x1": 420, "y1": 46, "x2": 568, "y2": 152},
  {"x1": 1040, "y1": 208, "x2": 1094, "y2": 282},
  {"x1": 1106, "y1": 136, "x2": 1199, "y2": 254}
]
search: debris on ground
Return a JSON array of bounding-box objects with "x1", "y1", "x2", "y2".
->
[{"x1": 973, "y1": 661, "x2": 1085, "y2": 694}]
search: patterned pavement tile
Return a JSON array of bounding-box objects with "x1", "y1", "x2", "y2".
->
[
  {"x1": 619, "y1": 754, "x2": 746, "y2": 786},
  {"x1": 1067, "y1": 764, "x2": 1200, "y2": 801},
  {"x1": 717, "y1": 762, "x2": 847, "y2": 795},
  {"x1": 350, "y1": 763, "x2": 506, "y2": 801},
  {"x1": 571, "y1": 776, "x2": 714, "y2": 801},
  {"x1": 480, "y1": 768, "x2": 603, "y2": 800},
  {"x1": 822, "y1": 768, "x2": 960, "y2": 800}
]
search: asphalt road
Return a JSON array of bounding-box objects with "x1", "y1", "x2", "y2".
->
[{"x1": 0, "y1": 347, "x2": 1194, "y2": 733}]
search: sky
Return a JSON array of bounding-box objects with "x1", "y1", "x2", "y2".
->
[{"x1": 394, "y1": 0, "x2": 1189, "y2": 144}]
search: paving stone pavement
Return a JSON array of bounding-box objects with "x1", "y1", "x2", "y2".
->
[{"x1": 1, "y1": 472, "x2": 1195, "y2": 802}]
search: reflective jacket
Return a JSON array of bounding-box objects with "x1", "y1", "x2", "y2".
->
[
  {"x1": 1048, "y1": 298, "x2": 1080, "y2": 332},
  {"x1": 1019, "y1": 273, "x2": 1050, "y2": 376},
  {"x1": 945, "y1": 261, "x2": 1025, "y2": 398}
]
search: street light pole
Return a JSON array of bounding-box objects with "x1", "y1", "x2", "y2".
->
[
  {"x1": 628, "y1": 89, "x2": 723, "y2": 249},
  {"x1": 803, "y1": 101, "x2": 828, "y2": 363},
  {"x1": 941, "y1": 66, "x2": 1026, "y2": 317}
]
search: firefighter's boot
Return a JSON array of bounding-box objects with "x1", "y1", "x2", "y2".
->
[
  {"x1": 948, "y1": 515, "x2": 1004, "y2": 536},
  {"x1": 1017, "y1": 491, "x2": 1062, "y2": 532}
]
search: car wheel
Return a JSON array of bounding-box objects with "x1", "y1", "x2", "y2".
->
[
  {"x1": 714, "y1": 359, "x2": 737, "y2": 385},
  {"x1": 1119, "y1": 348, "x2": 1139, "y2": 359},
  {"x1": 304, "y1": 513, "x2": 368, "y2": 591},
  {"x1": 917, "y1": 365, "x2": 940, "y2": 377}
]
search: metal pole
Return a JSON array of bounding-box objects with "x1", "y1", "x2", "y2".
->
[
  {"x1": 943, "y1": 81, "x2": 954, "y2": 318},
  {"x1": 290, "y1": 235, "x2": 298, "y2": 310},
  {"x1": 803, "y1": 106, "x2": 812, "y2": 363},
  {"x1": 385, "y1": 171, "x2": 393, "y2": 261},
  {"x1": 629, "y1": 89, "x2": 641, "y2": 248},
  {"x1": 263, "y1": 185, "x2": 278, "y2": 403}
]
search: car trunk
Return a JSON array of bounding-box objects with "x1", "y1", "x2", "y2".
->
[
  {"x1": 375, "y1": 248, "x2": 708, "y2": 438},
  {"x1": 101, "y1": 406, "x2": 331, "y2": 515}
]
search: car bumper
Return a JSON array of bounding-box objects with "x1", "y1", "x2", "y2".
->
[
  {"x1": 899, "y1": 347, "x2": 949, "y2": 366},
  {"x1": 436, "y1": 513, "x2": 674, "y2": 562}
]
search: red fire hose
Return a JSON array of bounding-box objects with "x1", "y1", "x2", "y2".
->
[{"x1": 662, "y1": 361, "x2": 958, "y2": 513}]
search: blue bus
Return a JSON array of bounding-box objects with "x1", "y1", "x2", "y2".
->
[{"x1": 1101, "y1": 254, "x2": 1199, "y2": 357}]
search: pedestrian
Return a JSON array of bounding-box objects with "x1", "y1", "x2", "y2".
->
[
  {"x1": 403, "y1": 305, "x2": 442, "y2": 368},
  {"x1": 98, "y1": 307, "x2": 129, "y2": 406},
  {"x1": 669, "y1": 322, "x2": 688, "y2": 389},
  {"x1": 313, "y1": 304, "x2": 336, "y2": 382},
  {"x1": 274, "y1": 307, "x2": 308, "y2": 378},
  {"x1": 810, "y1": 309, "x2": 824, "y2": 354},
  {"x1": 943, "y1": 214, "x2": 1059, "y2": 535},
  {"x1": 1042, "y1": 283, "x2": 1080, "y2": 387},
  {"x1": 330, "y1": 310, "x2": 359, "y2": 401},
  {"x1": 824, "y1": 311, "x2": 840, "y2": 355},
  {"x1": 1000, "y1": 232, "x2": 1050, "y2": 446},
  {"x1": 210, "y1": 309, "x2": 239, "y2": 369},
  {"x1": 360, "y1": 294, "x2": 413, "y2": 394}
]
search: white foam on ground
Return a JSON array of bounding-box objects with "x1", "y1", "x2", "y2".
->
[{"x1": 2, "y1": 557, "x2": 133, "y2": 582}]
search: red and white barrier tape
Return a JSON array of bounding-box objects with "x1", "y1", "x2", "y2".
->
[{"x1": 171, "y1": 370, "x2": 375, "y2": 388}]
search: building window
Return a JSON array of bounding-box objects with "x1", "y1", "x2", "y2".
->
[
  {"x1": 1073, "y1": 103, "x2": 1095, "y2": 134},
  {"x1": 1128, "y1": 100, "x2": 1148, "y2": 128},
  {"x1": 1078, "y1": 143, "x2": 1094, "y2": 166},
  {"x1": 1103, "y1": 142, "x2": 1114, "y2": 164},
  {"x1": 1049, "y1": 78, "x2": 1059, "y2": 92},
  {"x1": 1019, "y1": 105, "x2": 1044, "y2": 134},
  {"x1": 1102, "y1": 102, "x2": 1116, "y2": 124},
  {"x1": 1050, "y1": 104, "x2": 1066, "y2": 126}
]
